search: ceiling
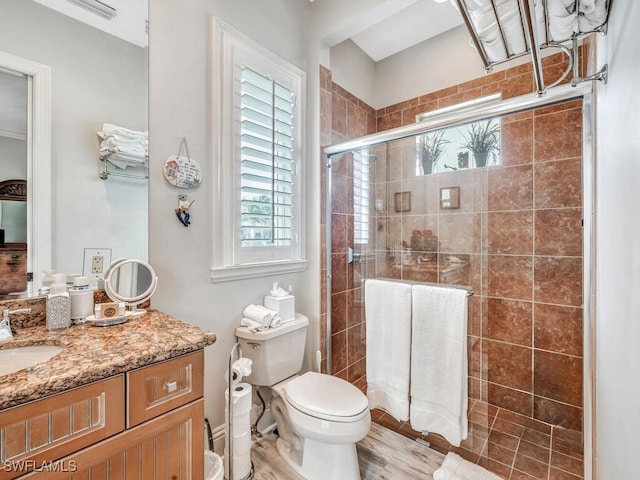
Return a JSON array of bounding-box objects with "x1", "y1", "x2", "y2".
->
[{"x1": 339, "y1": 0, "x2": 465, "y2": 62}]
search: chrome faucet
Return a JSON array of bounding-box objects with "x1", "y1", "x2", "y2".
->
[{"x1": 0, "y1": 308, "x2": 32, "y2": 342}]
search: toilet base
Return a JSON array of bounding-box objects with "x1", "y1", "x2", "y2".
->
[{"x1": 276, "y1": 436, "x2": 360, "y2": 480}]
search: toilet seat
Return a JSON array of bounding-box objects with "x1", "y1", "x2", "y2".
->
[{"x1": 284, "y1": 372, "x2": 369, "y2": 423}]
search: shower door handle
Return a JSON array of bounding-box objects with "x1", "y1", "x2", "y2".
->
[{"x1": 348, "y1": 246, "x2": 361, "y2": 264}]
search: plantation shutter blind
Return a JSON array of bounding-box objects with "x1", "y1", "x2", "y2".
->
[{"x1": 240, "y1": 66, "x2": 295, "y2": 248}]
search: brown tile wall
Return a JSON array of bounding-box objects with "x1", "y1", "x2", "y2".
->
[{"x1": 319, "y1": 49, "x2": 584, "y2": 457}]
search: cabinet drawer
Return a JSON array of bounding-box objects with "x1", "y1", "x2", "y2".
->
[
  {"x1": 127, "y1": 351, "x2": 203, "y2": 428},
  {"x1": 0, "y1": 375, "x2": 124, "y2": 479},
  {"x1": 20, "y1": 399, "x2": 205, "y2": 480}
]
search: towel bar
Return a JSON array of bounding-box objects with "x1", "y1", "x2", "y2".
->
[{"x1": 363, "y1": 278, "x2": 474, "y2": 297}]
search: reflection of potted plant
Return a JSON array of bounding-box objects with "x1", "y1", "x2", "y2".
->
[
  {"x1": 418, "y1": 130, "x2": 449, "y2": 175},
  {"x1": 461, "y1": 120, "x2": 500, "y2": 167}
]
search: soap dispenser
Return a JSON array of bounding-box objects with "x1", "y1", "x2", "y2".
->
[
  {"x1": 40, "y1": 269, "x2": 55, "y2": 295},
  {"x1": 46, "y1": 273, "x2": 71, "y2": 331}
]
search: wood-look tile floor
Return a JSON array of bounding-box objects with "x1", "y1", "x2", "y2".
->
[{"x1": 251, "y1": 421, "x2": 445, "y2": 480}]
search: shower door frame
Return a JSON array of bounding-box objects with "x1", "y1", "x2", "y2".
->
[{"x1": 324, "y1": 81, "x2": 596, "y2": 479}]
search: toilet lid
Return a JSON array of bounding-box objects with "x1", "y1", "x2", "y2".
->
[{"x1": 284, "y1": 372, "x2": 369, "y2": 421}]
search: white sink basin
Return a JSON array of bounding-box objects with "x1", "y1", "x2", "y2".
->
[{"x1": 0, "y1": 345, "x2": 64, "y2": 376}]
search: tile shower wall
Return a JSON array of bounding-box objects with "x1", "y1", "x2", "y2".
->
[{"x1": 320, "y1": 50, "x2": 585, "y2": 477}]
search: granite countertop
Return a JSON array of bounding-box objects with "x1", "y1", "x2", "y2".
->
[{"x1": 0, "y1": 310, "x2": 216, "y2": 410}]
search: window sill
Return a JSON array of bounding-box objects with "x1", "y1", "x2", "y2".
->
[{"x1": 210, "y1": 259, "x2": 308, "y2": 283}]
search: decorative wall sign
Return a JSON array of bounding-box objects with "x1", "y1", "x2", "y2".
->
[
  {"x1": 440, "y1": 186, "x2": 460, "y2": 209},
  {"x1": 163, "y1": 138, "x2": 202, "y2": 189},
  {"x1": 394, "y1": 191, "x2": 411, "y2": 212}
]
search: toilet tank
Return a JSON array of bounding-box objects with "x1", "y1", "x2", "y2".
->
[{"x1": 235, "y1": 314, "x2": 309, "y2": 386}]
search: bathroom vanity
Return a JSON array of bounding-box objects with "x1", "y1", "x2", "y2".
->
[{"x1": 0, "y1": 303, "x2": 215, "y2": 479}]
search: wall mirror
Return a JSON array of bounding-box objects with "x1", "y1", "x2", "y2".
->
[{"x1": 0, "y1": 0, "x2": 148, "y2": 298}]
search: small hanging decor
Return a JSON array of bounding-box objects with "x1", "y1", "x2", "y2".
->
[
  {"x1": 163, "y1": 137, "x2": 202, "y2": 189},
  {"x1": 175, "y1": 194, "x2": 195, "y2": 227}
]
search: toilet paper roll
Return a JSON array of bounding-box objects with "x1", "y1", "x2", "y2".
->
[
  {"x1": 225, "y1": 411, "x2": 250, "y2": 431},
  {"x1": 225, "y1": 431, "x2": 252, "y2": 451},
  {"x1": 225, "y1": 358, "x2": 253, "y2": 385},
  {"x1": 224, "y1": 452, "x2": 252, "y2": 480},
  {"x1": 224, "y1": 382, "x2": 252, "y2": 480},
  {"x1": 225, "y1": 383, "x2": 252, "y2": 410}
]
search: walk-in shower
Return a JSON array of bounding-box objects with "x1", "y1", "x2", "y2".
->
[{"x1": 323, "y1": 81, "x2": 594, "y2": 479}]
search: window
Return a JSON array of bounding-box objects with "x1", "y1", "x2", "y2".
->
[{"x1": 211, "y1": 19, "x2": 307, "y2": 282}]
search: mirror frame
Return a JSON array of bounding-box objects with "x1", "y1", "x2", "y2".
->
[{"x1": 0, "y1": 50, "x2": 51, "y2": 293}]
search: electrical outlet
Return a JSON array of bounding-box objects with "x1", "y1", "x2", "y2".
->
[
  {"x1": 91, "y1": 255, "x2": 103, "y2": 274},
  {"x1": 83, "y1": 248, "x2": 112, "y2": 287}
]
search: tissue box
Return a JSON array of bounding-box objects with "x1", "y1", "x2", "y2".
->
[{"x1": 264, "y1": 295, "x2": 295, "y2": 322}]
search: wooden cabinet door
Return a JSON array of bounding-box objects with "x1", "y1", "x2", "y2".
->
[
  {"x1": 0, "y1": 376, "x2": 125, "y2": 480},
  {"x1": 20, "y1": 399, "x2": 205, "y2": 480}
]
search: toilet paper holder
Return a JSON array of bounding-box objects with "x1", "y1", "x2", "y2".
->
[{"x1": 228, "y1": 342, "x2": 255, "y2": 480}]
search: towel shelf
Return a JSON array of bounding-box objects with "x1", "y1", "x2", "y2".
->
[
  {"x1": 454, "y1": 0, "x2": 612, "y2": 94},
  {"x1": 99, "y1": 153, "x2": 149, "y2": 180}
]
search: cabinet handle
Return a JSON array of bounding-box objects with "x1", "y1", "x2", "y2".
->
[
  {"x1": 166, "y1": 381, "x2": 177, "y2": 393},
  {"x1": 11, "y1": 254, "x2": 19, "y2": 259}
]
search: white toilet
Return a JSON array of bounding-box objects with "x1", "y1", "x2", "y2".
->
[{"x1": 235, "y1": 314, "x2": 370, "y2": 480}]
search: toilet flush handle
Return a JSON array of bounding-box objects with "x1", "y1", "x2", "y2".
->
[{"x1": 247, "y1": 342, "x2": 261, "y2": 349}]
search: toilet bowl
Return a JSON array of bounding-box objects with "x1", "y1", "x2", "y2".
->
[
  {"x1": 270, "y1": 372, "x2": 371, "y2": 480},
  {"x1": 235, "y1": 314, "x2": 371, "y2": 480}
]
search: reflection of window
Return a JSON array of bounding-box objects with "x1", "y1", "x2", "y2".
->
[
  {"x1": 353, "y1": 150, "x2": 371, "y2": 245},
  {"x1": 415, "y1": 119, "x2": 502, "y2": 175},
  {"x1": 415, "y1": 94, "x2": 502, "y2": 175}
]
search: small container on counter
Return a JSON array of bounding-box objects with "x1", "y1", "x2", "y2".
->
[{"x1": 69, "y1": 276, "x2": 93, "y2": 325}]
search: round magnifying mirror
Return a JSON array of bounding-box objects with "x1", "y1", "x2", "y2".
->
[{"x1": 104, "y1": 259, "x2": 158, "y2": 316}]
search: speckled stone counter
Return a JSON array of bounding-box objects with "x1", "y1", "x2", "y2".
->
[{"x1": 0, "y1": 307, "x2": 216, "y2": 410}]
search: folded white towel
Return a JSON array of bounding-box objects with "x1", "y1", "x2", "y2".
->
[
  {"x1": 104, "y1": 152, "x2": 147, "y2": 170},
  {"x1": 101, "y1": 145, "x2": 147, "y2": 159},
  {"x1": 240, "y1": 317, "x2": 264, "y2": 329},
  {"x1": 578, "y1": 0, "x2": 607, "y2": 31},
  {"x1": 546, "y1": 0, "x2": 578, "y2": 40},
  {"x1": 365, "y1": 279, "x2": 412, "y2": 422},
  {"x1": 410, "y1": 285, "x2": 468, "y2": 447},
  {"x1": 101, "y1": 122, "x2": 148, "y2": 139},
  {"x1": 434, "y1": 452, "x2": 503, "y2": 480},
  {"x1": 242, "y1": 304, "x2": 281, "y2": 328},
  {"x1": 468, "y1": 0, "x2": 528, "y2": 61}
]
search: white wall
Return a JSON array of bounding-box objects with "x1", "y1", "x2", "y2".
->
[
  {"x1": 595, "y1": 0, "x2": 640, "y2": 477},
  {"x1": 0, "y1": 0, "x2": 148, "y2": 277},
  {"x1": 330, "y1": 23, "x2": 544, "y2": 110},
  {"x1": 330, "y1": 40, "x2": 377, "y2": 107},
  {"x1": 374, "y1": 25, "x2": 486, "y2": 108},
  {"x1": 148, "y1": 0, "x2": 317, "y2": 430},
  {"x1": 0, "y1": 138, "x2": 27, "y2": 180}
]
